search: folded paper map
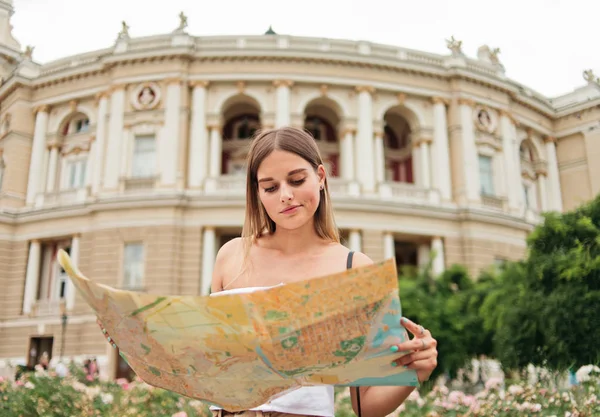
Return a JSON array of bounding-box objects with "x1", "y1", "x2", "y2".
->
[{"x1": 57, "y1": 249, "x2": 418, "y2": 411}]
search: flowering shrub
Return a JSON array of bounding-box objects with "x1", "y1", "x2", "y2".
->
[{"x1": 2, "y1": 364, "x2": 599, "y2": 417}]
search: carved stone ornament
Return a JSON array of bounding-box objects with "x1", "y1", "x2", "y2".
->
[
  {"x1": 473, "y1": 106, "x2": 496, "y2": 134},
  {"x1": 131, "y1": 82, "x2": 161, "y2": 111},
  {"x1": 583, "y1": 69, "x2": 599, "y2": 85},
  {"x1": 445, "y1": 36, "x2": 464, "y2": 57}
]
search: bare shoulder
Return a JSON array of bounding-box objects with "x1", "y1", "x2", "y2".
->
[
  {"x1": 211, "y1": 237, "x2": 245, "y2": 292},
  {"x1": 349, "y1": 250, "x2": 374, "y2": 268}
]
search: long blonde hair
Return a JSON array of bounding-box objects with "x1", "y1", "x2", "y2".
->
[{"x1": 239, "y1": 126, "x2": 340, "y2": 267}]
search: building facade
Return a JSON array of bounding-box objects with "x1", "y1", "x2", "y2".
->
[{"x1": 1, "y1": 1, "x2": 599, "y2": 379}]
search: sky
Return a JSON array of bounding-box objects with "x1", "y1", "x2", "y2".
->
[{"x1": 9, "y1": 0, "x2": 599, "y2": 98}]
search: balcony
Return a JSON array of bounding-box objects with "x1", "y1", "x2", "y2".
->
[
  {"x1": 481, "y1": 194, "x2": 508, "y2": 211},
  {"x1": 32, "y1": 298, "x2": 65, "y2": 317},
  {"x1": 36, "y1": 188, "x2": 88, "y2": 207},
  {"x1": 122, "y1": 176, "x2": 157, "y2": 192},
  {"x1": 379, "y1": 182, "x2": 441, "y2": 204}
]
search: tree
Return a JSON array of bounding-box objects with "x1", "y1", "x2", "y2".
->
[
  {"x1": 398, "y1": 263, "x2": 495, "y2": 383},
  {"x1": 484, "y1": 195, "x2": 600, "y2": 372}
]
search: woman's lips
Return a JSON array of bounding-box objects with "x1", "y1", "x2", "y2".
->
[{"x1": 280, "y1": 205, "x2": 301, "y2": 214}]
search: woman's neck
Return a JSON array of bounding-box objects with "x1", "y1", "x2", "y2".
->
[{"x1": 267, "y1": 223, "x2": 325, "y2": 256}]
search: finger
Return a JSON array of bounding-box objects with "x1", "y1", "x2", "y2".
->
[
  {"x1": 400, "y1": 317, "x2": 430, "y2": 338},
  {"x1": 394, "y1": 349, "x2": 437, "y2": 367},
  {"x1": 392, "y1": 336, "x2": 435, "y2": 352},
  {"x1": 403, "y1": 357, "x2": 438, "y2": 372}
]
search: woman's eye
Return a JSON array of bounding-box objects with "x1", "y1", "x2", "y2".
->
[
  {"x1": 290, "y1": 179, "x2": 306, "y2": 186},
  {"x1": 264, "y1": 186, "x2": 277, "y2": 193}
]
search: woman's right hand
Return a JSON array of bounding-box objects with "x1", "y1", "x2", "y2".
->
[{"x1": 97, "y1": 318, "x2": 118, "y2": 349}]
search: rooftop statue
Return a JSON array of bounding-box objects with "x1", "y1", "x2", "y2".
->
[{"x1": 445, "y1": 36, "x2": 463, "y2": 57}]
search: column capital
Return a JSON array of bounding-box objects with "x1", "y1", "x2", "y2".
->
[
  {"x1": 431, "y1": 96, "x2": 449, "y2": 106},
  {"x1": 340, "y1": 127, "x2": 357, "y2": 137},
  {"x1": 273, "y1": 79, "x2": 294, "y2": 88},
  {"x1": 95, "y1": 91, "x2": 111, "y2": 102},
  {"x1": 46, "y1": 141, "x2": 60, "y2": 150},
  {"x1": 355, "y1": 85, "x2": 375, "y2": 95},
  {"x1": 543, "y1": 135, "x2": 557, "y2": 144},
  {"x1": 109, "y1": 83, "x2": 127, "y2": 93},
  {"x1": 189, "y1": 80, "x2": 210, "y2": 89},
  {"x1": 164, "y1": 77, "x2": 183, "y2": 86},
  {"x1": 373, "y1": 129, "x2": 384, "y2": 139},
  {"x1": 72, "y1": 233, "x2": 82, "y2": 239},
  {"x1": 33, "y1": 105, "x2": 50, "y2": 115},
  {"x1": 207, "y1": 124, "x2": 222, "y2": 132},
  {"x1": 419, "y1": 137, "x2": 433, "y2": 146},
  {"x1": 457, "y1": 97, "x2": 476, "y2": 107}
]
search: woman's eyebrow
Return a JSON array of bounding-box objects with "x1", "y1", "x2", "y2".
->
[{"x1": 258, "y1": 168, "x2": 307, "y2": 183}]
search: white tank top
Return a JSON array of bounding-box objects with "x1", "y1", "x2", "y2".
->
[{"x1": 209, "y1": 285, "x2": 335, "y2": 417}]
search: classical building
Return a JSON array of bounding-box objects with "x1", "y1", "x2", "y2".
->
[{"x1": 1, "y1": 1, "x2": 599, "y2": 379}]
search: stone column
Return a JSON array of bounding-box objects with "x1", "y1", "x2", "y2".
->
[
  {"x1": 26, "y1": 106, "x2": 49, "y2": 205},
  {"x1": 419, "y1": 138, "x2": 432, "y2": 189},
  {"x1": 458, "y1": 98, "x2": 481, "y2": 203},
  {"x1": 544, "y1": 136, "x2": 563, "y2": 212},
  {"x1": 374, "y1": 128, "x2": 386, "y2": 185},
  {"x1": 418, "y1": 243, "x2": 431, "y2": 270},
  {"x1": 205, "y1": 124, "x2": 222, "y2": 192},
  {"x1": 431, "y1": 237, "x2": 445, "y2": 276},
  {"x1": 355, "y1": 86, "x2": 376, "y2": 193},
  {"x1": 65, "y1": 235, "x2": 80, "y2": 311},
  {"x1": 340, "y1": 128, "x2": 356, "y2": 181},
  {"x1": 208, "y1": 125, "x2": 222, "y2": 178},
  {"x1": 188, "y1": 81, "x2": 209, "y2": 189},
  {"x1": 383, "y1": 232, "x2": 395, "y2": 260},
  {"x1": 161, "y1": 78, "x2": 182, "y2": 187},
  {"x1": 22, "y1": 240, "x2": 41, "y2": 315},
  {"x1": 349, "y1": 230, "x2": 362, "y2": 253},
  {"x1": 431, "y1": 97, "x2": 452, "y2": 200},
  {"x1": 500, "y1": 111, "x2": 519, "y2": 211},
  {"x1": 274, "y1": 80, "x2": 293, "y2": 128},
  {"x1": 103, "y1": 85, "x2": 126, "y2": 190},
  {"x1": 411, "y1": 139, "x2": 421, "y2": 186},
  {"x1": 536, "y1": 170, "x2": 548, "y2": 212},
  {"x1": 45, "y1": 144, "x2": 59, "y2": 192},
  {"x1": 91, "y1": 92, "x2": 109, "y2": 195},
  {"x1": 201, "y1": 227, "x2": 216, "y2": 295}
]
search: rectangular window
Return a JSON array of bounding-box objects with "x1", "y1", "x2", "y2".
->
[
  {"x1": 66, "y1": 160, "x2": 86, "y2": 189},
  {"x1": 123, "y1": 243, "x2": 144, "y2": 289},
  {"x1": 478, "y1": 155, "x2": 494, "y2": 196},
  {"x1": 131, "y1": 135, "x2": 156, "y2": 178}
]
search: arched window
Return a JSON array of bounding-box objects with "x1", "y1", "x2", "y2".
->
[
  {"x1": 304, "y1": 116, "x2": 336, "y2": 142},
  {"x1": 223, "y1": 114, "x2": 260, "y2": 140},
  {"x1": 61, "y1": 114, "x2": 90, "y2": 136}
]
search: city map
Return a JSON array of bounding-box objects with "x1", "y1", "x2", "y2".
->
[{"x1": 57, "y1": 249, "x2": 418, "y2": 411}]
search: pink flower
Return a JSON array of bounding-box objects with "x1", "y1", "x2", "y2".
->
[
  {"x1": 86, "y1": 375, "x2": 94, "y2": 381},
  {"x1": 15, "y1": 380, "x2": 24, "y2": 386},
  {"x1": 0, "y1": 376, "x2": 4, "y2": 383},
  {"x1": 171, "y1": 412, "x2": 188, "y2": 417}
]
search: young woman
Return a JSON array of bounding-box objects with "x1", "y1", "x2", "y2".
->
[
  {"x1": 98, "y1": 126, "x2": 438, "y2": 417},
  {"x1": 210, "y1": 127, "x2": 438, "y2": 417}
]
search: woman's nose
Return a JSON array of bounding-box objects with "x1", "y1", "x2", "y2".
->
[{"x1": 280, "y1": 184, "x2": 293, "y2": 201}]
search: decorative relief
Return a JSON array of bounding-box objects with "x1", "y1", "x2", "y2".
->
[
  {"x1": 131, "y1": 82, "x2": 161, "y2": 111},
  {"x1": 473, "y1": 105, "x2": 496, "y2": 134}
]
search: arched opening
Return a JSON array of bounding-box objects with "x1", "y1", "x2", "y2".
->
[
  {"x1": 60, "y1": 112, "x2": 90, "y2": 136},
  {"x1": 221, "y1": 96, "x2": 262, "y2": 176},
  {"x1": 383, "y1": 109, "x2": 413, "y2": 183},
  {"x1": 303, "y1": 98, "x2": 341, "y2": 177}
]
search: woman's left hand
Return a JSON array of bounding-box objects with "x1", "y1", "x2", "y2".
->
[{"x1": 390, "y1": 317, "x2": 438, "y2": 382}]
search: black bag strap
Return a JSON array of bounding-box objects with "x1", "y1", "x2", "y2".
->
[{"x1": 345, "y1": 251, "x2": 361, "y2": 417}]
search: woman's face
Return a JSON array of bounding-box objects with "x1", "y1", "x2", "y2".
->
[{"x1": 256, "y1": 149, "x2": 325, "y2": 231}]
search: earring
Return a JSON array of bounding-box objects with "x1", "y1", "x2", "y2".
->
[{"x1": 320, "y1": 185, "x2": 324, "y2": 191}]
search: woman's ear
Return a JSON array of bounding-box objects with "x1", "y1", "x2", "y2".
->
[{"x1": 316, "y1": 164, "x2": 327, "y2": 187}]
